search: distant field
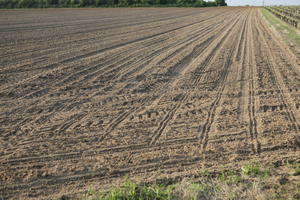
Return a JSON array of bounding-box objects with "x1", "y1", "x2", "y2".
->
[{"x1": 0, "y1": 7, "x2": 300, "y2": 199}]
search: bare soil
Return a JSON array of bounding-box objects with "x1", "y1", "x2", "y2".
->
[{"x1": 0, "y1": 7, "x2": 299, "y2": 199}]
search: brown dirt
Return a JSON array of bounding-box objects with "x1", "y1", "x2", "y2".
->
[{"x1": 0, "y1": 7, "x2": 299, "y2": 199}]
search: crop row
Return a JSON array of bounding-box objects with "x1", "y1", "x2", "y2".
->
[
  {"x1": 265, "y1": 6, "x2": 299, "y2": 28},
  {"x1": 280, "y1": 6, "x2": 300, "y2": 16},
  {"x1": 271, "y1": 6, "x2": 300, "y2": 20}
]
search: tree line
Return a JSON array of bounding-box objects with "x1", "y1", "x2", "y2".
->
[{"x1": 0, "y1": 0, "x2": 226, "y2": 8}]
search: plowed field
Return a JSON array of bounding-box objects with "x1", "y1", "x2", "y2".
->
[{"x1": 1, "y1": 7, "x2": 300, "y2": 199}]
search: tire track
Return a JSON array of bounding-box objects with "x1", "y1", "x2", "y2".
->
[
  {"x1": 246, "y1": 10, "x2": 261, "y2": 154},
  {"x1": 3, "y1": 8, "x2": 291, "y2": 200},
  {"x1": 197, "y1": 12, "x2": 249, "y2": 151},
  {"x1": 24, "y1": 14, "x2": 233, "y2": 144},
  {"x1": 0, "y1": 8, "x2": 244, "y2": 161},
  {"x1": 73, "y1": 10, "x2": 243, "y2": 144},
  {"x1": 0, "y1": 12, "x2": 225, "y2": 92},
  {"x1": 0, "y1": 9, "x2": 244, "y2": 161},
  {"x1": 255, "y1": 13, "x2": 299, "y2": 132},
  {"x1": 147, "y1": 12, "x2": 243, "y2": 145},
  {"x1": 0, "y1": 11, "x2": 230, "y2": 103}
]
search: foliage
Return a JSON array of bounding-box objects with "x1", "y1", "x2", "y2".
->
[
  {"x1": 0, "y1": 0, "x2": 226, "y2": 8},
  {"x1": 194, "y1": 0, "x2": 206, "y2": 7},
  {"x1": 215, "y1": 0, "x2": 226, "y2": 6}
]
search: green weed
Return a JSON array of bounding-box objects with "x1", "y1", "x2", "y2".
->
[
  {"x1": 241, "y1": 163, "x2": 270, "y2": 177},
  {"x1": 218, "y1": 169, "x2": 242, "y2": 184},
  {"x1": 86, "y1": 179, "x2": 172, "y2": 200}
]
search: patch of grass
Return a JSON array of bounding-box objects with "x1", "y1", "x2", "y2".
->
[
  {"x1": 85, "y1": 186, "x2": 98, "y2": 196},
  {"x1": 80, "y1": 163, "x2": 300, "y2": 200},
  {"x1": 293, "y1": 163, "x2": 300, "y2": 176},
  {"x1": 218, "y1": 169, "x2": 242, "y2": 184},
  {"x1": 283, "y1": 160, "x2": 300, "y2": 176},
  {"x1": 84, "y1": 179, "x2": 172, "y2": 200},
  {"x1": 260, "y1": 8, "x2": 300, "y2": 46},
  {"x1": 241, "y1": 163, "x2": 270, "y2": 178},
  {"x1": 173, "y1": 180, "x2": 205, "y2": 200},
  {"x1": 82, "y1": 177, "x2": 265, "y2": 200}
]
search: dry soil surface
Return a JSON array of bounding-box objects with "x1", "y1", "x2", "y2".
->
[{"x1": 0, "y1": 7, "x2": 300, "y2": 199}]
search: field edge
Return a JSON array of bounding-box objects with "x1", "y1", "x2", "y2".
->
[
  {"x1": 78, "y1": 162, "x2": 300, "y2": 200},
  {"x1": 260, "y1": 8, "x2": 300, "y2": 47}
]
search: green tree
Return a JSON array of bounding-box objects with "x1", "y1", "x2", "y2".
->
[
  {"x1": 106, "y1": 0, "x2": 113, "y2": 5},
  {"x1": 58, "y1": 0, "x2": 67, "y2": 6},
  {"x1": 119, "y1": 0, "x2": 127, "y2": 5},
  {"x1": 0, "y1": 0, "x2": 226, "y2": 8},
  {"x1": 176, "y1": 0, "x2": 188, "y2": 5},
  {"x1": 18, "y1": 0, "x2": 38, "y2": 7},
  {"x1": 140, "y1": 0, "x2": 148, "y2": 5},
  {"x1": 46, "y1": 0, "x2": 58, "y2": 6},
  {"x1": 147, "y1": 0, "x2": 155, "y2": 4},
  {"x1": 194, "y1": 0, "x2": 206, "y2": 7},
  {"x1": 215, "y1": 0, "x2": 226, "y2": 6},
  {"x1": 206, "y1": 0, "x2": 216, "y2": 6},
  {"x1": 95, "y1": 0, "x2": 104, "y2": 5},
  {"x1": 79, "y1": 0, "x2": 95, "y2": 6},
  {"x1": 69, "y1": 0, "x2": 79, "y2": 6},
  {"x1": 1, "y1": 0, "x2": 19, "y2": 7},
  {"x1": 37, "y1": 0, "x2": 46, "y2": 7},
  {"x1": 166, "y1": 0, "x2": 175, "y2": 4}
]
